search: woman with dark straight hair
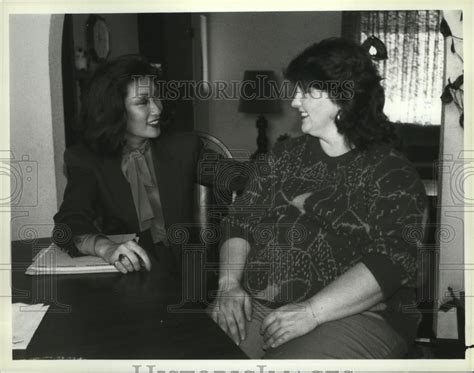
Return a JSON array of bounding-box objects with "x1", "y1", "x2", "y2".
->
[
  {"x1": 77, "y1": 55, "x2": 174, "y2": 156},
  {"x1": 210, "y1": 38, "x2": 427, "y2": 359},
  {"x1": 54, "y1": 55, "x2": 219, "y2": 273}
]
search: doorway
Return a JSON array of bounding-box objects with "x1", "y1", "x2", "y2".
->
[{"x1": 61, "y1": 13, "x2": 196, "y2": 147}]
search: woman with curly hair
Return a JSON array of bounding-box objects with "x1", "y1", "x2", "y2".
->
[{"x1": 210, "y1": 38, "x2": 427, "y2": 358}]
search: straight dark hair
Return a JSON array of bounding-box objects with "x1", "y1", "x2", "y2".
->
[{"x1": 78, "y1": 55, "x2": 171, "y2": 156}]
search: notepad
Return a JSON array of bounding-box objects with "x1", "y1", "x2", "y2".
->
[{"x1": 25, "y1": 234, "x2": 136, "y2": 275}]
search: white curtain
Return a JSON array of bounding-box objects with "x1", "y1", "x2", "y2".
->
[{"x1": 359, "y1": 11, "x2": 444, "y2": 125}]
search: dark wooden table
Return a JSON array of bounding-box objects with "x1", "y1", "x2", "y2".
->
[{"x1": 11, "y1": 238, "x2": 247, "y2": 359}]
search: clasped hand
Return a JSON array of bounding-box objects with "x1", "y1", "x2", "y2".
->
[
  {"x1": 260, "y1": 301, "x2": 320, "y2": 350},
  {"x1": 103, "y1": 240, "x2": 152, "y2": 274}
]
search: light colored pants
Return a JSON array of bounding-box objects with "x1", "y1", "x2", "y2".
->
[{"x1": 214, "y1": 299, "x2": 408, "y2": 359}]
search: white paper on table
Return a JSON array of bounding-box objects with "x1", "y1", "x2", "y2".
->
[
  {"x1": 12, "y1": 303, "x2": 50, "y2": 350},
  {"x1": 25, "y1": 233, "x2": 136, "y2": 275}
]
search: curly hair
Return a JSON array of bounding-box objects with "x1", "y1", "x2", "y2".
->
[
  {"x1": 78, "y1": 54, "x2": 172, "y2": 156},
  {"x1": 284, "y1": 37, "x2": 396, "y2": 150}
]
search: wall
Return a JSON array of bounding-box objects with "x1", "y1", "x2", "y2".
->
[
  {"x1": 72, "y1": 14, "x2": 139, "y2": 59},
  {"x1": 198, "y1": 12, "x2": 342, "y2": 157},
  {"x1": 50, "y1": 15, "x2": 67, "y2": 217},
  {"x1": 9, "y1": 14, "x2": 66, "y2": 241},
  {"x1": 70, "y1": 12, "x2": 342, "y2": 157},
  {"x1": 434, "y1": 10, "x2": 465, "y2": 339}
]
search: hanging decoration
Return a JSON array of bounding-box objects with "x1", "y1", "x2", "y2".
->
[
  {"x1": 86, "y1": 15, "x2": 110, "y2": 63},
  {"x1": 361, "y1": 35, "x2": 388, "y2": 60},
  {"x1": 361, "y1": 12, "x2": 388, "y2": 61}
]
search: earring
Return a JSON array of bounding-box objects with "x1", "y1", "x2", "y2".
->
[{"x1": 335, "y1": 110, "x2": 343, "y2": 123}]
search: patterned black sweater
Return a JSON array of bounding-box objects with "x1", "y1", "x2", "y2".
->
[{"x1": 222, "y1": 134, "x2": 427, "y2": 344}]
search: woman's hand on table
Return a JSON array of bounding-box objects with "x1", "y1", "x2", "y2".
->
[
  {"x1": 102, "y1": 240, "x2": 152, "y2": 273},
  {"x1": 260, "y1": 301, "x2": 320, "y2": 350},
  {"x1": 210, "y1": 283, "x2": 252, "y2": 346}
]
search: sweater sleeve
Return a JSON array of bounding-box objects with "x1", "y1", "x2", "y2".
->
[{"x1": 360, "y1": 151, "x2": 428, "y2": 298}]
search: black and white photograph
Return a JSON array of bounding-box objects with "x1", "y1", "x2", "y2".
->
[{"x1": 1, "y1": 0, "x2": 472, "y2": 372}]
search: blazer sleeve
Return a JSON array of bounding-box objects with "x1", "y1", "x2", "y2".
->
[{"x1": 52, "y1": 147, "x2": 101, "y2": 255}]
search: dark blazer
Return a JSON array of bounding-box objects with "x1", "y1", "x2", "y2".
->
[{"x1": 53, "y1": 131, "x2": 220, "y2": 267}]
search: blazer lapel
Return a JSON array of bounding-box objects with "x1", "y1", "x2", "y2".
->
[
  {"x1": 151, "y1": 137, "x2": 182, "y2": 227},
  {"x1": 102, "y1": 156, "x2": 139, "y2": 231}
]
